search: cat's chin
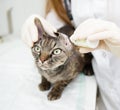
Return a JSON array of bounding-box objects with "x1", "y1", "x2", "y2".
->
[
  {"x1": 38, "y1": 64, "x2": 53, "y2": 70},
  {"x1": 39, "y1": 66, "x2": 55, "y2": 70},
  {"x1": 37, "y1": 59, "x2": 66, "y2": 70},
  {"x1": 38, "y1": 64, "x2": 63, "y2": 71},
  {"x1": 40, "y1": 67, "x2": 49, "y2": 70}
]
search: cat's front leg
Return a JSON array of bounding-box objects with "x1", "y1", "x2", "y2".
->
[
  {"x1": 47, "y1": 79, "x2": 72, "y2": 101},
  {"x1": 38, "y1": 76, "x2": 51, "y2": 91}
]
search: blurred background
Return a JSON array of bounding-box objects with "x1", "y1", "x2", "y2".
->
[{"x1": 0, "y1": 0, "x2": 46, "y2": 39}]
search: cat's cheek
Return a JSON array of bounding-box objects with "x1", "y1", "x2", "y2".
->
[
  {"x1": 38, "y1": 59, "x2": 42, "y2": 64},
  {"x1": 43, "y1": 61, "x2": 51, "y2": 68},
  {"x1": 42, "y1": 60, "x2": 57, "y2": 70},
  {"x1": 37, "y1": 59, "x2": 42, "y2": 67},
  {"x1": 60, "y1": 58, "x2": 67, "y2": 64}
]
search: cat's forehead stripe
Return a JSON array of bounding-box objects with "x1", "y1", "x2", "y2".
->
[
  {"x1": 44, "y1": 38, "x2": 49, "y2": 46},
  {"x1": 38, "y1": 40, "x2": 42, "y2": 46},
  {"x1": 41, "y1": 38, "x2": 48, "y2": 47},
  {"x1": 49, "y1": 39, "x2": 56, "y2": 48},
  {"x1": 41, "y1": 38, "x2": 56, "y2": 48}
]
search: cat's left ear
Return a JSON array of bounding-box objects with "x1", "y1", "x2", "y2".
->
[{"x1": 34, "y1": 18, "x2": 46, "y2": 40}]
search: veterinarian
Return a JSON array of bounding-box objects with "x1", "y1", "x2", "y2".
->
[{"x1": 22, "y1": 0, "x2": 120, "y2": 110}]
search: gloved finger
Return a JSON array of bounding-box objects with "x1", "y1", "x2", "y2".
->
[
  {"x1": 70, "y1": 19, "x2": 96, "y2": 40},
  {"x1": 70, "y1": 25, "x2": 106, "y2": 42},
  {"x1": 29, "y1": 24, "x2": 38, "y2": 42},
  {"x1": 87, "y1": 31, "x2": 112, "y2": 41},
  {"x1": 79, "y1": 47, "x2": 95, "y2": 53},
  {"x1": 74, "y1": 23, "x2": 110, "y2": 39},
  {"x1": 71, "y1": 19, "x2": 119, "y2": 41},
  {"x1": 88, "y1": 31, "x2": 120, "y2": 44}
]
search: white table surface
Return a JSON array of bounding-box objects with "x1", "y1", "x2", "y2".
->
[{"x1": 0, "y1": 36, "x2": 97, "y2": 110}]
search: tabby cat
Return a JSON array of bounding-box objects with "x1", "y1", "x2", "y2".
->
[{"x1": 31, "y1": 18, "x2": 93, "y2": 101}]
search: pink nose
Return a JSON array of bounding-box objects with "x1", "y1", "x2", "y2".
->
[
  {"x1": 40, "y1": 54, "x2": 49, "y2": 63},
  {"x1": 40, "y1": 57, "x2": 46, "y2": 63}
]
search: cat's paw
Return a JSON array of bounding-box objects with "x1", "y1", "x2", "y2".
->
[
  {"x1": 38, "y1": 83, "x2": 51, "y2": 91},
  {"x1": 47, "y1": 91, "x2": 61, "y2": 101}
]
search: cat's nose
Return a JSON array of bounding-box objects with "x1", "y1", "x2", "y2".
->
[
  {"x1": 40, "y1": 56, "x2": 48, "y2": 63},
  {"x1": 40, "y1": 57, "x2": 46, "y2": 63}
]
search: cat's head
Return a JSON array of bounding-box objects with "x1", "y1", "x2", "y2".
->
[{"x1": 31, "y1": 18, "x2": 73, "y2": 70}]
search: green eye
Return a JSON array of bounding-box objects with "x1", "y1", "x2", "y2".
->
[
  {"x1": 34, "y1": 46, "x2": 40, "y2": 52},
  {"x1": 53, "y1": 49, "x2": 61, "y2": 55}
]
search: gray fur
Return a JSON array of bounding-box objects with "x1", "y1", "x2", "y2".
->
[
  {"x1": 32, "y1": 33, "x2": 84, "y2": 83},
  {"x1": 31, "y1": 18, "x2": 93, "y2": 101}
]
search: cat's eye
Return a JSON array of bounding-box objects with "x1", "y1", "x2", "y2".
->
[
  {"x1": 53, "y1": 48, "x2": 61, "y2": 55},
  {"x1": 34, "y1": 46, "x2": 41, "y2": 52}
]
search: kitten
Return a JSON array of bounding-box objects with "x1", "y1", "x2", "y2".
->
[{"x1": 31, "y1": 18, "x2": 93, "y2": 101}]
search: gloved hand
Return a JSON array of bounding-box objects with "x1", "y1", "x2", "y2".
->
[
  {"x1": 21, "y1": 14, "x2": 57, "y2": 47},
  {"x1": 70, "y1": 19, "x2": 120, "y2": 57}
]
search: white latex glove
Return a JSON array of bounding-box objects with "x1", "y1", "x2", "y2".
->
[
  {"x1": 21, "y1": 14, "x2": 57, "y2": 47},
  {"x1": 70, "y1": 19, "x2": 120, "y2": 57}
]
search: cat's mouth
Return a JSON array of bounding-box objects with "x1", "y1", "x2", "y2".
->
[
  {"x1": 38, "y1": 62, "x2": 64, "y2": 70},
  {"x1": 37, "y1": 61, "x2": 51, "y2": 70},
  {"x1": 40, "y1": 66, "x2": 50, "y2": 70},
  {"x1": 37, "y1": 58, "x2": 67, "y2": 70},
  {"x1": 37, "y1": 62, "x2": 49, "y2": 70},
  {"x1": 39, "y1": 64, "x2": 60, "y2": 70}
]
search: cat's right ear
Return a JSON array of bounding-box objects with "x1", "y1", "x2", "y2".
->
[{"x1": 34, "y1": 18, "x2": 46, "y2": 40}]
